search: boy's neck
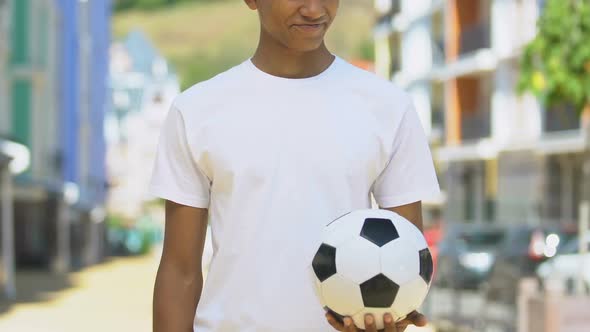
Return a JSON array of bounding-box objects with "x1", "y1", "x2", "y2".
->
[{"x1": 251, "y1": 39, "x2": 335, "y2": 79}]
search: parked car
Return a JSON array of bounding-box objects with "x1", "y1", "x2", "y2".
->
[
  {"x1": 485, "y1": 224, "x2": 577, "y2": 304},
  {"x1": 536, "y1": 234, "x2": 590, "y2": 294},
  {"x1": 434, "y1": 223, "x2": 506, "y2": 290}
]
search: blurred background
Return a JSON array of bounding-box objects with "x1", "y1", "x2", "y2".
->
[{"x1": 0, "y1": 0, "x2": 589, "y2": 331}]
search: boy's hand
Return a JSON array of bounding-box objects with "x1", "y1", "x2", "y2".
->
[{"x1": 325, "y1": 310, "x2": 427, "y2": 332}]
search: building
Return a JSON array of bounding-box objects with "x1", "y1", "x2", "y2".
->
[
  {"x1": 0, "y1": 138, "x2": 30, "y2": 298},
  {"x1": 0, "y1": 0, "x2": 111, "y2": 298},
  {"x1": 374, "y1": 0, "x2": 589, "y2": 225},
  {"x1": 107, "y1": 30, "x2": 180, "y2": 220}
]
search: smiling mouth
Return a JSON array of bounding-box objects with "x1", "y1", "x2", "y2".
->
[{"x1": 292, "y1": 23, "x2": 325, "y2": 33}]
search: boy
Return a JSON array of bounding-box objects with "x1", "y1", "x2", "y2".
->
[{"x1": 150, "y1": 1, "x2": 440, "y2": 331}]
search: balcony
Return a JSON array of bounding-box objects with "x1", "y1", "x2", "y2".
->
[
  {"x1": 459, "y1": 21, "x2": 491, "y2": 56},
  {"x1": 461, "y1": 107, "x2": 491, "y2": 141},
  {"x1": 544, "y1": 104, "x2": 581, "y2": 133}
]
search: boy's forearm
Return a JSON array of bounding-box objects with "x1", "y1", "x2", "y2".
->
[
  {"x1": 383, "y1": 201, "x2": 424, "y2": 232},
  {"x1": 153, "y1": 263, "x2": 203, "y2": 332}
]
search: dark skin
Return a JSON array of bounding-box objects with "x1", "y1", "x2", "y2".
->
[
  {"x1": 244, "y1": 0, "x2": 338, "y2": 79},
  {"x1": 154, "y1": 202, "x2": 208, "y2": 332},
  {"x1": 153, "y1": 1, "x2": 429, "y2": 331}
]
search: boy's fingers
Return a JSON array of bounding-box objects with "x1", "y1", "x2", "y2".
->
[
  {"x1": 325, "y1": 311, "x2": 422, "y2": 332},
  {"x1": 395, "y1": 322, "x2": 408, "y2": 332},
  {"x1": 325, "y1": 313, "x2": 345, "y2": 331},
  {"x1": 364, "y1": 314, "x2": 377, "y2": 332},
  {"x1": 343, "y1": 317, "x2": 357, "y2": 332},
  {"x1": 384, "y1": 313, "x2": 397, "y2": 332},
  {"x1": 406, "y1": 311, "x2": 428, "y2": 327}
]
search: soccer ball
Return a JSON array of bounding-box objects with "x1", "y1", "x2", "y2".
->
[{"x1": 309, "y1": 209, "x2": 433, "y2": 330}]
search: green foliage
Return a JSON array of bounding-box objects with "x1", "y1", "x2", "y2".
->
[
  {"x1": 518, "y1": 0, "x2": 590, "y2": 112},
  {"x1": 358, "y1": 38, "x2": 375, "y2": 62}
]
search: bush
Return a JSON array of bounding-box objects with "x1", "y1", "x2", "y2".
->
[{"x1": 106, "y1": 214, "x2": 163, "y2": 256}]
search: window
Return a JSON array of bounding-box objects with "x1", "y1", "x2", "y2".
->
[{"x1": 544, "y1": 104, "x2": 581, "y2": 132}]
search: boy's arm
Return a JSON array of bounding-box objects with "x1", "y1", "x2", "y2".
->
[
  {"x1": 382, "y1": 201, "x2": 424, "y2": 232},
  {"x1": 153, "y1": 200, "x2": 209, "y2": 332}
]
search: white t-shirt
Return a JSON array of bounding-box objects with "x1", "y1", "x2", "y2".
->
[{"x1": 149, "y1": 55, "x2": 440, "y2": 332}]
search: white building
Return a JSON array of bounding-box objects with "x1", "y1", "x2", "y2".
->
[
  {"x1": 107, "y1": 31, "x2": 181, "y2": 219},
  {"x1": 374, "y1": 0, "x2": 588, "y2": 225}
]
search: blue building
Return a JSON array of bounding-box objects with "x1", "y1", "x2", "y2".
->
[
  {"x1": 0, "y1": 0, "x2": 111, "y2": 298},
  {"x1": 56, "y1": 0, "x2": 110, "y2": 205}
]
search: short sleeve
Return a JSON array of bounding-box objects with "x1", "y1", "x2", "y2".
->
[
  {"x1": 371, "y1": 102, "x2": 440, "y2": 208},
  {"x1": 148, "y1": 105, "x2": 211, "y2": 208}
]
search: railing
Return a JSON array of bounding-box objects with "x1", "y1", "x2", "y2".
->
[{"x1": 459, "y1": 21, "x2": 491, "y2": 55}]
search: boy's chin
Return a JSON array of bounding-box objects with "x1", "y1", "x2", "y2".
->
[{"x1": 288, "y1": 41, "x2": 325, "y2": 53}]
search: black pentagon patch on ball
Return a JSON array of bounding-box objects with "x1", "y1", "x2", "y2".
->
[
  {"x1": 419, "y1": 248, "x2": 433, "y2": 284},
  {"x1": 360, "y1": 218, "x2": 400, "y2": 247},
  {"x1": 312, "y1": 244, "x2": 337, "y2": 282},
  {"x1": 360, "y1": 273, "x2": 399, "y2": 308}
]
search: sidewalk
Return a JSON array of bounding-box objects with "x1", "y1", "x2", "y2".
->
[{"x1": 0, "y1": 253, "x2": 159, "y2": 332}]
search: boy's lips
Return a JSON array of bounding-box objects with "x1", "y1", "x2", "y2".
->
[{"x1": 292, "y1": 23, "x2": 326, "y2": 34}]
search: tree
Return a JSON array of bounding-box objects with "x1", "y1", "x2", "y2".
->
[{"x1": 518, "y1": 0, "x2": 590, "y2": 115}]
